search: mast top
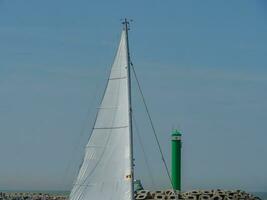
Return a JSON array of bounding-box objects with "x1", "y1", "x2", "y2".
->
[{"x1": 122, "y1": 18, "x2": 132, "y2": 31}]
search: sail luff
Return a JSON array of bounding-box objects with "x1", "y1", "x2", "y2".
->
[{"x1": 123, "y1": 19, "x2": 134, "y2": 200}]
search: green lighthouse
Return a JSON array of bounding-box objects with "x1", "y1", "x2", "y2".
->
[{"x1": 171, "y1": 129, "x2": 182, "y2": 191}]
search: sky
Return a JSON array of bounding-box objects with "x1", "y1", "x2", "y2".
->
[{"x1": 0, "y1": 0, "x2": 267, "y2": 192}]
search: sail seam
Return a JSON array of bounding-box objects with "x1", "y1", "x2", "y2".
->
[
  {"x1": 98, "y1": 106, "x2": 119, "y2": 109},
  {"x1": 73, "y1": 183, "x2": 96, "y2": 187},
  {"x1": 93, "y1": 125, "x2": 128, "y2": 130},
  {"x1": 86, "y1": 145, "x2": 104, "y2": 148},
  {"x1": 109, "y1": 76, "x2": 127, "y2": 80}
]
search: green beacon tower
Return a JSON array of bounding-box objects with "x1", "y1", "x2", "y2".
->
[{"x1": 171, "y1": 129, "x2": 182, "y2": 191}]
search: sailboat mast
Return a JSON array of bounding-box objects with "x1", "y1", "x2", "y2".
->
[{"x1": 123, "y1": 18, "x2": 134, "y2": 199}]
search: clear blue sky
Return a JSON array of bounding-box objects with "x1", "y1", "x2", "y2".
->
[{"x1": 0, "y1": 0, "x2": 266, "y2": 192}]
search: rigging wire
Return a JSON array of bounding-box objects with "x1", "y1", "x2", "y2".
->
[
  {"x1": 130, "y1": 62, "x2": 176, "y2": 191},
  {"x1": 132, "y1": 113, "x2": 156, "y2": 188}
]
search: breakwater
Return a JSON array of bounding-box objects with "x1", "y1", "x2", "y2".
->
[
  {"x1": 0, "y1": 192, "x2": 67, "y2": 200},
  {"x1": 135, "y1": 189, "x2": 262, "y2": 200},
  {"x1": 0, "y1": 190, "x2": 262, "y2": 200}
]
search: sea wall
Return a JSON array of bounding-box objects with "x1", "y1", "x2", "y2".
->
[
  {"x1": 135, "y1": 189, "x2": 261, "y2": 200},
  {"x1": 0, "y1": 190, "x2": 262, "y2": 200},
  {"x1": 0, "y1": 192, "x2": 66, "y2": 200}
]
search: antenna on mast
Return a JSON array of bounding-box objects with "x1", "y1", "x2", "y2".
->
[{"x1": 121, "y1": 18, "x2": 133, "y2": 30}]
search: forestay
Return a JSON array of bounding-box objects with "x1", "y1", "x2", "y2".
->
[{"x1": 69, "y1": 29, "x2": 133, "y2": 200}]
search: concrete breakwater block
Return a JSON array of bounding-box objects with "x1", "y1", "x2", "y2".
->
[
  {"x1": 164, "y1": 190, "x2": 181, "y2": 197},
  {"x1": 213, "y1": 190, "x2": 225, "y2": 197},
  {"x1": 149, "y1": 191, "x2": 165, "y2": 199},
  {"x1": 165, "y1": 190, "x2": 174, "y2": 196},
  {"x1": 136, "y1": 194, "x2": 147, "y2": 200},
  {"x1": 168, "y1": 195, "x2": 183, "y2": 200},
  {"x1": 188, "y1": 190, "x2": 201, "y2": 196},
  {"x1": 154, "y1": 194, "x2": 167, "y2": 200},
  {"x1": 198, "y1": 194, "x2": 210, "y2": 200},
  {"x1": 136, "y1": 190, "x2": 153, "y2": 199},
  {"x1": 200, "y1": 191, "x2": 213, "y2": 196},
  {"x1": 184, "y1": 195, "x2": 197, "y2": 200},
  {"x1": 210, "y1": 195, "x2": 222, "y2": 200}
]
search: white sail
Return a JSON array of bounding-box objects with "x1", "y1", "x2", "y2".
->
[{"x1": 69, "y1": 29, "x2": 133, "y2": 200}]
